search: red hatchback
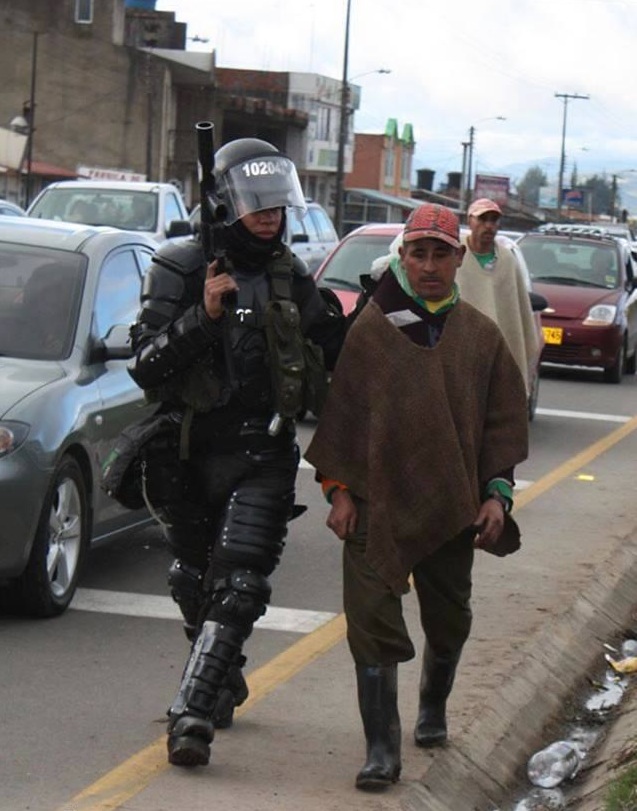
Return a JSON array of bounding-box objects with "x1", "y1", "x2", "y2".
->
[
  {"x1": 518, "y1": 226, "x2": 637, "y2": 383},
  {"x1": 313, "y1": 222, "x2": 402, "y2": 314}
]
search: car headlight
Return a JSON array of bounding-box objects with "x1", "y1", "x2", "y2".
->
[
  {"x1": 583, "y1": 304, "x2": 617, "y2": 326},
  {"x1": 0, "y1": 422, "x2": 30, "y2": 458}
]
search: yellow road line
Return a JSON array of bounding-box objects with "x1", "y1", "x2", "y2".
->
[
  {"x1": 58, "y1": 614, "x2": 347, "y2": 811},
  {"x1": 514, "y1": 413, "x2": 637, "y2": 511},
  {"x1": 58, "y1": 414, "x2": 637, "y2": 810}
]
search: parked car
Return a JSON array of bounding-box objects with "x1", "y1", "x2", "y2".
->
[
  {"x1": 518, "y1": 225, "x2": 637, "y2": 383},
  {"x1": 26, "y1": 180, "x2": 190, "y2": 243},
  {"x1": 189, "y1": 200, "x2": 339, "y2": 273},
  {"x1": 0, "y1": 217, "x2": 158, "y2": 617},
  {"x1": 0, "y1": 199, "x2": 25, "y2": 217},
  {"x1": 313, "y1": 222, "x2": 401, "y2": 313},
  {"x1": 315, "y1": 222, "x2": 545, "y2": 418}
]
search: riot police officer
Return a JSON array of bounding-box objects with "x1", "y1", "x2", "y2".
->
[{"x1": 128, "y1": 137, "x2": 347, "y2": 768}]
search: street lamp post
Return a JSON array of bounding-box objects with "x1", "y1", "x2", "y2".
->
[
  {"x1": 461, "y1": 116, "x2": 506, "y2": 213},
  {"x1": 334, "y1": 0, "x2": 352, "y2": 239}
]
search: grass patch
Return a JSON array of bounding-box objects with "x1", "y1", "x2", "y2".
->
[{"x1": 604, "y1": 761, "x2": 637, "y2": 810}]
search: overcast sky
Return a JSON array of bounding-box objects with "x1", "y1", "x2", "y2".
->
[{"x1": 156, "y1": 0, "x2": 637, "y2": 191}]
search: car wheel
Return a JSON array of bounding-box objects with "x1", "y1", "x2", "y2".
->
[
  {"x1": 9, "y1": 456, "x2": 89, "y2": 617},
  {"x1": 527, "y1": 369, "x2": 540, "y2": 421},
  {"x1": 603, "y1": 340, "x2": 625, "y2": 384},
  {"x1": 624, "y1": 348, "x2": 636, "y2": 375}
]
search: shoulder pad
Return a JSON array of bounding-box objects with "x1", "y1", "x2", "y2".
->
[
  {"x1": 291, "y1": 253, "x2": 311, "y2": 277},
  {"x1": 152, "y1": 236, "x2": 206, "y2": 276}
]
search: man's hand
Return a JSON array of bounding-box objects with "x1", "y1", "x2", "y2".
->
[
  {"x1": 326, "y1": 489, "x2": 357, "y2": 540},
  {"x1": 203, "y1": 259, "x2": 239, "y2": 321},
  {"x1": 472, "y1": 498, "x2": 505, "y2": 550}
]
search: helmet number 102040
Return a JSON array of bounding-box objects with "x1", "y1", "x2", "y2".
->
[{"x1": 240, "y1": 160, "x2": 286, "y2": 178}]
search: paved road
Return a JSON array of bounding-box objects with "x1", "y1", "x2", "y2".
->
[{"x1": 3, "y1": 367, "x2": 637, "y2": 811}]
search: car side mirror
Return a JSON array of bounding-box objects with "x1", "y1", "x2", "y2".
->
[
  {"x1": 166, "y1": 219, "x2": 193, "y2": 238},
  {"x1": 91, "y1": 323, "x2": 134, "y2": 363},
  {"x1": 529, "y1": 291, "x2": 548, "y2": 312}
]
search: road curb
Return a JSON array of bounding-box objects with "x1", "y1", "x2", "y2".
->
[{"x1": 403, "y1": 532, "x2": 637, "y2": 811}]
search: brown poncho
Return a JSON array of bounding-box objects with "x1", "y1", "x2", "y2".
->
[{"x1": 305, "y1": 299, "x2": 529, "y2": 595}]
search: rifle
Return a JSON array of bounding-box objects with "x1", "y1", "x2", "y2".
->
[
  {"x1": 195, "y1": 121, "x2": 238, "y2": 387},
  {"x1": 196, "y1": 121, "x2": 227, "y2": 267}
]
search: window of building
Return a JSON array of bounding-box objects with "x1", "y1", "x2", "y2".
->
[
  {"x1": 384, "y1": 145, "x2": 395, "y2": 184},
  {"x1": 400, "y1": 149, "x2": 411, "y2": 187},
  {"x1": 75, "y1": 0, "x2": 93, "y2": 24},
  {"x1": 316, "y1": 105, "x2": 332, "y2": 142}
]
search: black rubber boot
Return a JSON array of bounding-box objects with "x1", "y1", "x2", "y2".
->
[
  {"x1": 212, "y1": 655, "x2": 249, "y2": 729},
  {"x1": 355, "y1": 665, "x2": 402, "y2": 790},
  {"x1": 166, "y1": 621, "x2": 245, "y2": 767},
  {"x1": 414, "y1": 647, "x2": 460, "y2": 748},
  {"x1": 167, "y1": 714, "x2": 214, "y2": 767}
]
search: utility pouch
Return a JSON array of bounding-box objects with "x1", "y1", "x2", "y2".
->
[
  {"x1": 101, "y1": 412, "x2": 182, "y2": 510},
  {"x1": 302, "y1": 337, "x2": 329, "y2": 417},
  {"x1": 264, "y1": 299, "x2": 306, "y2": 419}
]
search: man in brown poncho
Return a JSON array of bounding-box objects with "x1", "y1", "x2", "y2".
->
[{"x1": 305, "y1": 202, "x2": 528, "y2": 791}]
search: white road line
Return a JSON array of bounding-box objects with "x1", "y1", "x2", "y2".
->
[
  {"x1": 535, "y1": 407, "x2": 630, "y2": 423},
  {"x1": 71, "y1": 588, "x2": 336, "y2": 634}
]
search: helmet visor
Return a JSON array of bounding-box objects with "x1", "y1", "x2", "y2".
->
[{"x1": 220, "y1": 155, "x2": 307, "y2": 224}]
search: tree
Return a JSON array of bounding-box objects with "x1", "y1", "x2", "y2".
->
[
  {"x1": 580, "y1": 174, "x2": 617, "y2": 217},
  {"x1": 516, "y1": 166, "x2": 548, "y2": 206}
]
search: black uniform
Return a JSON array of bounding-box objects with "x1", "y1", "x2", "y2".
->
[{"x1": 128, "y1": 210, "x2": 346, "y2": 766}]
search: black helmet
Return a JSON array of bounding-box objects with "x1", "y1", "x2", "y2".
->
[{"x1": 213, "y1": 138, "x2": 307, "y2": 225}]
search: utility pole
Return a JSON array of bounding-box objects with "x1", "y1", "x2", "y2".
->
[
  {"x1": 465, "y1": 126, "x2": 475, "y2": 213},
  {"x1": 24, "y1": 31, "x2": 38, "y2": 207},
  {"x1": 334, "y1": 0, "x2": 351, "y2": 238},
  {"x1": 459, "y1": 140, "x2": 470, "y2": 218},
  {"x1": 555, "y1": 92, "x2": 589, "y2": 221}
]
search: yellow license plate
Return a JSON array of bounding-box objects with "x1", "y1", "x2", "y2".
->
[{"x1": 542, "y1": 327, "x2": 563, "y2": 345}]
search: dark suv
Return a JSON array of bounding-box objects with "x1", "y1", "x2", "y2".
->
[{"x1": 518, "y1": 225, "x2": 637, "y2": 383}]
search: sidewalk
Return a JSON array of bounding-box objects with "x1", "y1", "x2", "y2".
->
[{"x1": 64, "y1": 428, "x2": 637, "y2": 811}]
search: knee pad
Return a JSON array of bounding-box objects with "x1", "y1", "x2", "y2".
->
[
  {"x1": 216, "y1": 487, "x2": 291, "y2": 573},
  {"x1": 168, "y1": 559, "x2": 206, "y2": 628},
  {"x1": 208, "y1": 568, "x2": 272, "y2": 630}
]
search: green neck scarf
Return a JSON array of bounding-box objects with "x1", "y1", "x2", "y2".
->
[{"x1": 390, "y1": 256, "x2": 459, "y2": 314}]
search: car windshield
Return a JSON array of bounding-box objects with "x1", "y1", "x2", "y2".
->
[
  {"x1": 519, "y1": 237, "x2": 620, "y2": 289},
  {"x1": 0, "y1": 244, "x2": 85, "y2": 360},
  {"x1": 29, "y1": 189, "x2": 158, "y2": 232},
  {"x1": 319, "y1": 233, "x2": 397, "y2": 290}
]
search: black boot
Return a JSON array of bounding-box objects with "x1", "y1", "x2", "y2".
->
[
  {"x1": 212, "y1": 654, "x2": 249, "y2": 729},
  {"x1": 414, "y1": 646, "x2": 460, "y2": 748},
  {"x1": 167, "y1": 621, "x2": 245, "y2": 767},
  {"x1": 167, "y1": 714, "x2": 214, "y2": 767},
  {"x1": 355, "y1": 665, "x2": 402, "y2": 790}
]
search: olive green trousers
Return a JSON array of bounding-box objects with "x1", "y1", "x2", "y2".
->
[{"x1": 342, "y1": 499, "x2": 474, "y2": 666}]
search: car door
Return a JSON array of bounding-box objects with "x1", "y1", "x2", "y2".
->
[
  {"x1": 622, "y1": 245, "x2": 637, "y2": 361},
  {"x1": 287, "y1": 207, "x2": 321, "y2": 272},
  {"x1": 91, "y1": 246, "x2": 155, "y2": 526},
  {"x1": 163, "y1": 190, "x2": 189, "y2": 238},
  {"x1": 307, "y1": 205, "x2": 339, "y2": 268}
]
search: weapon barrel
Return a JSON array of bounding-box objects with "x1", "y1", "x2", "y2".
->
[{"x1": 196, "y1": 121, "x2": 215, "y2": 260}]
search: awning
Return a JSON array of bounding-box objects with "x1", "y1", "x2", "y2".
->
[{"x1": 25, "y1": 160, "x2": 77, "y2": 178}]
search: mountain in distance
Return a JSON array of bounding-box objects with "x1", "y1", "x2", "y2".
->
[{"x1": 495, "y1": 155, "x2": 637, "y2": 215}]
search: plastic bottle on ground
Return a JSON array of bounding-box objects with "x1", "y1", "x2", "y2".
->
[{"x1": 527, "y1": 740, "x2": 580, "y2": 788}]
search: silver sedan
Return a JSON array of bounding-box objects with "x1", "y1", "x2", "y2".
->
[{"x1": 0, "y1": 217, "x2": 158, "y2": 617}]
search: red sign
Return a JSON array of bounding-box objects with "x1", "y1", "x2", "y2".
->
[{"x1": 474, "y1": 174, "x2": 509, "y2": 205}]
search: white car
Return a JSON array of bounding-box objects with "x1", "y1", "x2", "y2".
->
[{"x1": 26, "y1": 180, "x2": 190, "y2": 243}]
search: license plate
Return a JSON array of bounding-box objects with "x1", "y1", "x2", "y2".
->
[{"x1": 542, "y1": 326, "x2": 563, "y2": 345}]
